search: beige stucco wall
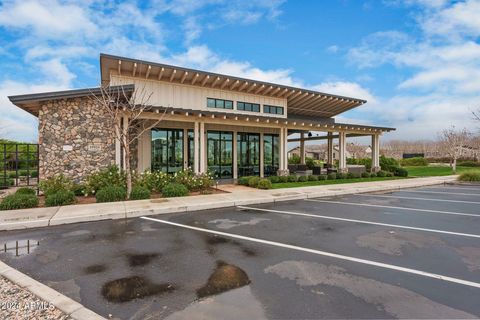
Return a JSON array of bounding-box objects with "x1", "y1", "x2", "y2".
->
[{"x1": 110, "y1": 74, "x2": 287, "y2": 118}]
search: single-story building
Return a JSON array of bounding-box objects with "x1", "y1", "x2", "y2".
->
[{"x1": 8, "y1": 53, "x2": 395, "y2": 182}]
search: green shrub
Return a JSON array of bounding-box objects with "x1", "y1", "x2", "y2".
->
[
  {"x1": 7, "y1": 172, "x2": 17, "y2": 178},
  {"x1": 45, "y1": 190, "x2": 76, "y2": 207},
  {"x1": 318, "y1": 175, "x2": 327, "y2": 180},
  {"x1": 39, "y1": 174, "x2": 73, "y2": 197},
  {"x1": 172, "y1": 168, "x2": 214, "y2": 191},
  {"x1": 0, "y1": 194, "x2": 38, "y2": 210},
  {"x1": 308, "y1": 175, "x2": 318, "y2": 181},
  {"x1": 457, "y1": 161, "x2": 480, "y2": 167},
  {"x1": 458, "y1": 172, "x2": 480, "y2": 182},
  {"x1": 385, "y1": 172, "x2": 394, "y2": 177},
  {"x1": 347, "y1": 172, "x2": 354, "y2": 179},
  {"x1": 130, "y1": 185, "x2": 151, "y2": 200},
  {"x1": 327, "y1": 173, "x2": 336, "y2": 180},
  {"x1": 137, "y1": 170, "x2": 172, "y2": 192},
  {"x1": 238, "y1": 176, "x2": 251, "y2": 186},
  {"x1": 377, "y1": 170, "x2": 386, "y2": 177},
  {"x1": 16, "y1": 187, "x2": 36, "y2": 195},
  {"x1": 349, "y1": 172, "x2": 361, "y2": 179},
  {"x1": 18, "y1": 169, "x2": 29, "y2": 177},
  {"x1": 96, "y1": 186, "x2": 127, "y2": 203},
  {"x1": 336, "y1": 172, "x2": 347, "y2": 179},
  {"x1": 0, "y1": 178, "x2": 14, "y2": 188},
  {"x1": 361, "y1": 172, "x2": 371, "y2": 178},
  {"x1": 248, "y1": 176, "x2": 260, "y2": 188},
  {"x1": 305, "y1": 158, "x2": 315, "y2": 170},
  {"x1": 347, "y1": 158, "x2": 372, "y2": 171},
  {"x1": 287, "y1": 175, "x2": 297, "y2": 182},
  {"x1": 257, "y1": 178, "x2": 272, "y2": 189},
  {"x1": 297, "y1": 175, "x2": 308, "y2": 182},
  {"x1": 161, "y1": 183, "x2": 189, "y2": 197},
  {"x1": 400, "y1": 157, "x2": 429, "y2": 166},
  {"x1": 84, "y1": 165, "x2": 125, "y2": 196},
  {"x1": 370, "y1": 172, "x2": 377, "y2": 178},
  {"x1": 380, "y1": 155, "x2": 399, "y2": 172},
  {"x1": 268, "y1": 176, "x2": 280, "y2": 183},
  {"x1": 72, "y1": 183, "x2": 86, "y2": 196},
  {"x1": 278, "y1": 175, "x2": 289, "y2": 183},
  {"x1": 30, "y1": 171, "x2": 38, "y2": 178},
  {"x1": 393, "y1": 167, "x2": 409, "y2": 177}
]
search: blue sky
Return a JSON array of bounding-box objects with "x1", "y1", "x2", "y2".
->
[{"x1": 1, "y1": 0, "x2": 479, "y2": 142}]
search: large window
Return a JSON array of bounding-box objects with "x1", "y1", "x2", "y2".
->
[
  {"x1": 207, "y1": 98, "x2": 233, "y2": 109},
  {"x1": 237, "y1": 102, "x2": 260, "y2": 112},
  {"x1": 237, "y1": 132, "x2": 260, "y2": 177},
  {"x1": 151, "y1": 129, "x2": 184, "y2": 173},
  {"x1": 207, "y1": 131, "x2": 233, "y2": 179},
  {"x1": 264, "y1": 105, "x2": 284, "y2": 115},
  {"x1": 264, "y1": 134, "x2": 279, "y2": 177}
]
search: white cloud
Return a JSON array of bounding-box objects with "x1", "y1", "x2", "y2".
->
[
  {"x1": 312, "y1": 82, "x2": 377, "y2": 103},
  {"x1": 326, "y1": 45, "x2": 339, "y2": 53}
]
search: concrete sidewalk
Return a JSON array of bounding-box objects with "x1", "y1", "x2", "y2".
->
[{"x1": 0, "y1": 176, "x2": 457, "y2": 231}]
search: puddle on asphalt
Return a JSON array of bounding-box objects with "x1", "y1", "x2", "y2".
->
[
  {"x1": 204, "y1": 235, "x2": 258, "y2": 257},
  {"x1": 84, "y1": 264, "x2": 107, "y2": 274},
  {"x1": 61, "y1": 230, "x2": 91, "y2": 237},
  {"x1": 126, "y1": 253, "x2": 159, "y2": 267},
  {"x1": 208, "y1": 217, "x2": 269, "y2": 230},
  {"x1": 197, "y1": 261, "x2": 251, "y2": 299},
  {"x1": 1, "y1": 239, "x2": 39, "y2": 256},
  {"x1": 101, "y1": 276, "x2": 174, "y2": 303}
]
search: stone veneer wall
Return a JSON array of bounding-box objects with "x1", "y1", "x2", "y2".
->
[{"x1": 38, "y1": 97, "x2": 117, "y2": 182}]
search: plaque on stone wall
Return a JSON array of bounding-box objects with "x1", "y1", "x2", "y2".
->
[
  {"x1": 87, "y1": 144, "x2": 102, "y2": 152},
  {"x1": 62, "y1": 145, "x2": 73, "y2": 151}
]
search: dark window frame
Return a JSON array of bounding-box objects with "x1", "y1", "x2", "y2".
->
[
  {"x1": 207, "y1": 97, "x2": 233, "y2": 110},
  {"x1": 263, "y1": 104, "x2": 284, "y2": 115},
  {"x1": 237, "y1": 101, "x2": 260, "y2": 113}
]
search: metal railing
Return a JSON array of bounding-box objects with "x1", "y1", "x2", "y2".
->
[{"x1": 1, "y1": 143, "x2": 39, "y2": 189}]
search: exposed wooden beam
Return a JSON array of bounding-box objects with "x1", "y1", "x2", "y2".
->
[
  {"x1": 247, "y1": 83, "x2": 257, "y2": 93},
  {"x1": 284, "y1": 90, "x2": 297, "y2": 99},
  {"x1": 211, "y1": 76, "x2": 220, "y2": 87},
  {"x1": 221, "y1": 78, "x2": 230, "y2": 89},
  {"x1": 180, "y1": 71, "x2": 188, "y2": 84},
  {"x1": 231, "y1": 80, "x2": 240, "y2": 90},
  {"x1": 288, "y1": 91, "x2": 303, "y2": 101},
  {"x1": 169, "y1": 69, "x2": 177, "y2": 82},
  {"x1": 191, "y1": 73, "x2": 200, "y2": 85},
  {"x1": 201, "y1": 75, "x2": 210, "y2": 86},
  {"x1": 277, "y1": 88, "x2": 289, "y2": 98},
  {"x1": 255, "y1": 84, "x2": 265, "y2": 94},
  {"x1": 271, "y1": 87, "x2": 281, "y2": 96},
  {"x1": 132, "y1": 63, "x2": 137, "y2": 77},
  {"x1": 303, "y1": 95, "x2": 329, "y2": 109},
  {"x1": 263, "y1": 86, "x2": 274, "y2": 95},
  {"x1": 290, "y1": 92, "x2": 310, "y2": 104},
  {"x1": 158, "y1": 67, "x2": 165, "y2": 80},
  {"x1": 239, "y1": 81, "x2": 249, "y2": 91},
  {"x1": 145, "y1": 65, "x2": 151, "y2": 79}
]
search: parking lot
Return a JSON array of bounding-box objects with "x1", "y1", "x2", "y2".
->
[{"x1": 1, "y1": 184, "x2": 480, "y2": 319}]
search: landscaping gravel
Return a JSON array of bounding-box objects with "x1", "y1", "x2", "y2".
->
[{"x1": 0, "y1": 276, "x2": 70, "y2": 320}]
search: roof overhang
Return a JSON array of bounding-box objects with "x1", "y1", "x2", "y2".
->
[
  {"x1": 100, "y1": 53, "x2": 367, "y2": 118},
  {"x1": 8, "y1": 85, "x2": 135, "y2": 117}
]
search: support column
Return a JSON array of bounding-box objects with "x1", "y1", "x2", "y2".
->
[
  {"x1": 183, "y1": 128, "x2": 188, "y2": 170},
  {"x1": 115, "y1": 117, "x2": 121, "y2": 167},
  {"x1": 199, "y1": 122, "x2": 206, "y2": 173},
  {"x1": 327, "y1": 132, "x2": 333, "y2": 166},
  {"x1": 121, "y1": 116, "x2": 128, "y2": 170},
  {"x1": 193, "y1": 122, "x2": 199, "y2": 173},
  {"x1": 283, "y1": 128, "x2": 289, "y2": 172},
  {"x1": 300, "y1": 132, "x2": 305, "y2": 165},
  {"x1": 233, "y1": 131, "x2": 238, "y2": 179},
  {"x1": 260, "y1": 132, "x2": 264, "y2": 177},
  {"x1": 338, "y1": 131, "x2": 347, "y2": 173},
  {"x1": 371, "y1": 134, "x2": 380, "y2": 172}
]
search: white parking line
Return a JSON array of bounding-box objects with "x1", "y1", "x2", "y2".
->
[
  {"x1": 400, "y1": 190, "x2": 480, "y2": 196},
  {"x1": 429, "y1": 186, "x2": 480, "y2": 192},
  {"x1": 357, "y1": 194, "x2": 480, "y2": 204},
  {"x1": 237, "y1": 206, "x2": 480, "y2": 239},
  {"x1": 140, "y1": 216, "x2": 480, "y2": 289},
  {"x1": 304, "y1": 199, "x2": 480, "y2": 218}
]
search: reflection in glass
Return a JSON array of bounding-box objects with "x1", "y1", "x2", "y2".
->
[
  {"x1": 264, "y1": 134, "x2": 279, "y2": 176},
  {"x1": 207, "y1": 131, "x2": 233, "y2": 179},
  {"x1": 237, "y1": 133, "x2": 260, "y2": 177},
  {"x1": 151, "y1": 129, "x2": 184, "y2": 173}
]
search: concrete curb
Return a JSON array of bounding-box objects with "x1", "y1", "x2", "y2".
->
[
  {"x1": 0, "y1": 176, "x2": 458, "y2": 231},
  {"x1": 0, "y1": 260, "x2": 105, "y2": 320}
]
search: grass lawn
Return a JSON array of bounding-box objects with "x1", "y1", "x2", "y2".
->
[
  {"x1": 404, "y1": 166, "x2": 479, "y2": 177},
  {"x1": 271, "y1": 176, "x2": 405, "y2": 189}
]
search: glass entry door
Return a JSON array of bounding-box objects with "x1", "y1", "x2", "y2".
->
[
  {"x1": 207, "y1": 131, "x2": 233, "y2": 179},
  {"x1": 237, "y1": 132, "x2": 260, "y2": 177},
  {"x1": 264, "y1": 134, "x2": 279, "y2": 176},
  {"x1": 151, "y1": 129, "x2": 184, "y2": 173}
]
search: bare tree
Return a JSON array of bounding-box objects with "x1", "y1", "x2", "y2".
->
[
  {"x1": 437, "y1": 126, "x2": 471, "y2": 173},
  {"x1": 90, "y1": 85, "x2": 167, "y2": 199}
]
